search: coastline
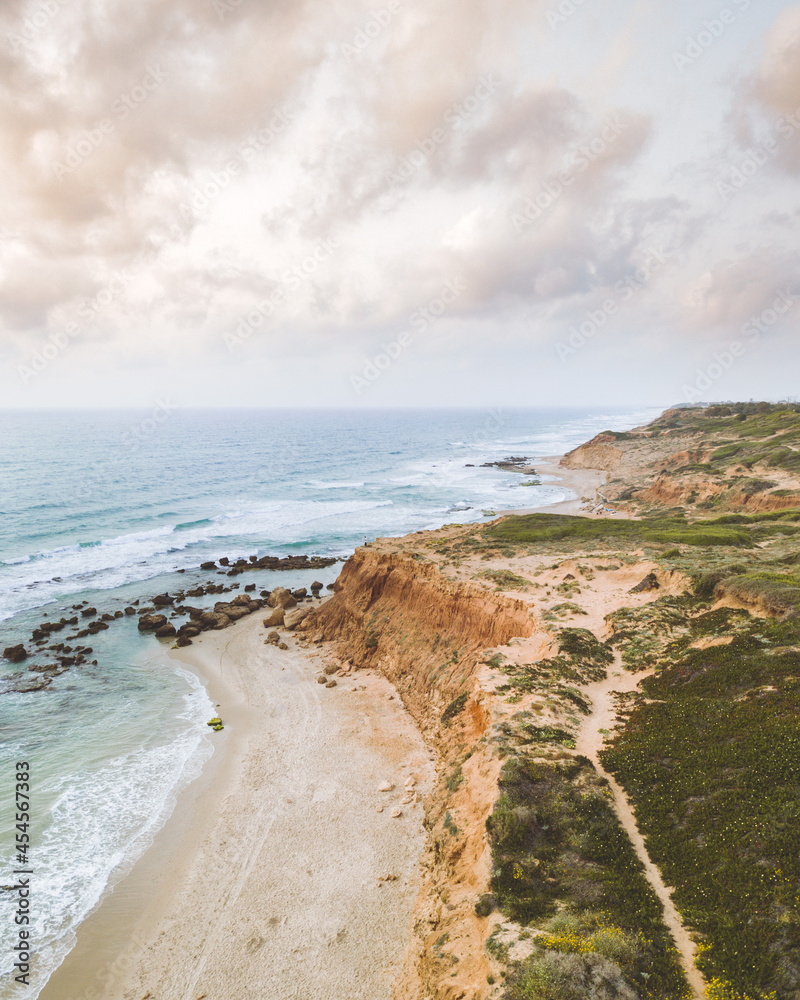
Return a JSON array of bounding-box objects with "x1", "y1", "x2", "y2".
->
[
  {"x1": 41, "y1": 608, "x2": 435, "y2": 1000},
  {"x1": 505, "y1": 454, "x2": 609, "y2": 517},
  {"x1": 36, "y1": 450, "x2": 603, "y2": 1000}
]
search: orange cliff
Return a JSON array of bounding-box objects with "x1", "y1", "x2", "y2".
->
[{"x1": 299, "y1": 547, "x2": 538, "y2": 999}]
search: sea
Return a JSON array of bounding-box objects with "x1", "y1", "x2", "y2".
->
[{"x1": 0, "y1": 405, "x2": 661, "y2": 997}]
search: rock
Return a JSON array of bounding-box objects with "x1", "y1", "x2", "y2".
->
[
  {"x1": 267, "y1": 588, "x2": 297, "y2": 610},
  {"x1": 376, "y1": 806, "x2": 384, "y2": 813},
  {"x1": 152, "y1": 593, "x2": 174, "y2": 607},
  {"x1": 200, "y1": 561, "x2": 216, "y2": 570},
  {"x1": 114, "y1": 610, "x2": 124, "y2": 618},
  {"x1": 378, "y1": 781, "x2": 395, "y2": 792},
  {"x1": 245, "y1": 584, "x2": 256, "y2": 592},
  {"x1": 326, "y1": 583, "x2": 335, "y2": 591},
  {"x1": 156, "y1": 624, "x2": 177, "y2": 638},
  {"x1": 630, "y1": 572, "x2": 660, "y2": 594},
  {"x1": 265, "y1": 631, "x2": 281, "y2": 645},
  {"x1": 263, "y1": 607, "x2": 285, "y2": 628},
  {"x1": 3, "y1": 645, "x2": 27, "y2": 663},
  {"x1": 199, "y1": 612, "x2": 231, "y2": 631},
  {"x1": 563, "y1": 573, "x2": 576, "y2": 581},
  {"x1": 278, "y1": 642, "x2": 289, "y2": 650},
  {"x1": 176, "y1": 636, "x2": 193, "y2": 648},
  {"x1": 81, "y1": 607, "x2": 98, "y2": 618},
  {"x1": 230, "y1": 594, "x2": 255, "y2": 608},
  {"x1": 124, "y1": 607, "x2": 136, "y2": 616},
  {"x1": 326, "y1": 679, "x2": 337, "y2": 688},
  {"x1": 178, "y1": 625, "x2": 201, "y2": 638},
  {"x1": 138, "y1": 614, "x2": 169, "y2": 633},
  {"x1": 219, "y1": 557, "x2": 230, "y2": 566},
  {"x1": 292, "y1": 588, "x2": 308, "y2": 599},
  {"x1": 101, "y1": 613, "x2": 115, "y2": 622},
  {"x1": 310, "y1": 581, "x2": 323, "y2": 592},
  {"x1": 284, "y1": 607, "x2": 313, "y2": 631},
  {"x1": 87, "y1": 622, "x2": 109, "y2": 634},
  {"x1": 390, "y1": 808, "x2": 402, "y2": 819},
  {"x1": 400, "y1": 792, "x2": 414, "y2": 805},
  {"x1": 317, "y1": 675, "x2": 327, "y2": 684}
]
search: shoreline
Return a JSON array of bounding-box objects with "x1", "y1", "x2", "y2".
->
[
  {"x1": 41, "y1": 605, "x2": 435, "y2": 1000},
  {"x1": 36, "y1": 450, "x2": 599, "y2": 1000}
]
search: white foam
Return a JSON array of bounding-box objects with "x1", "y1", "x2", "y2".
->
[{"x1": 0, "y1": 666, "x2": 214, "y2": 998}]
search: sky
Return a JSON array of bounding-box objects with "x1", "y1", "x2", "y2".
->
[{"x1": 0, "y1": 0, "x2": 798, "y2": 409}]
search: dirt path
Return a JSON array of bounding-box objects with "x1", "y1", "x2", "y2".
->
[{"x1": 576, "y1": 659, "x2": 707, "y2": 1000}]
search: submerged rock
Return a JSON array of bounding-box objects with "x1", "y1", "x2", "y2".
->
[{"x1": 138, "y1": 614, "x2": 169, "y2": 632}]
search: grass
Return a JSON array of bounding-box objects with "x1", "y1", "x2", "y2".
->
[
  {"x1": 485, "y1": 513, "x2": 753, "y2": 549},
  {"x1": 442, "y1": 692, "x2": 469, "y2": 724},
  {"x1": 488, "y1": 756, "x2": 690, "y2": 1000},
  {"x1": 479, "y1": 569, "x2": 533, "y2": 591},
  {"x1": 601, "y1": 612, "x2": 800, "y2": 1000}
]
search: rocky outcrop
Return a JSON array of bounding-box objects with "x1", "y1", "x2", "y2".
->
[
  {"x1": 561, "y1": 433, "x2": 624, "y2": 472},
  {"x1": 3, "y1": 645, "x2": 28, "y2": 663}
]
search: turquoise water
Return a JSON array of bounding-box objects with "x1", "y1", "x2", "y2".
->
[{"x1": 0, "y1": 406, "x2": 660, "y2": 996}]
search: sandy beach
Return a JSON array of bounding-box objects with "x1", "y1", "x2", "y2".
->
[
  {"x1": 506, "y1": 455, "x2": 610, "y2": 516},
  {"x1": 41, "y1": 608, "x2": 435, "y2": 1000}
]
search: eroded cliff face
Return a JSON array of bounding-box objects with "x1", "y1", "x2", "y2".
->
[
  {"x1": 306, "y1": 549, "x2": 535, "y2": 732},
  {"x1": 300, "y1": 549, "x2": 536, "y2": 1000},
  {"x1": 560, "y1": 433, "x2": 624, "y2": 473}
]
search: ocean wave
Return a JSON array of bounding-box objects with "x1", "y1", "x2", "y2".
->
[{"x1": 0, "y1": 666, "x2": 213, "y2": 998}]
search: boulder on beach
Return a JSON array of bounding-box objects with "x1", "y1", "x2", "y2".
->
[
  {"x1": 138, "y1": 614, "x2": 169, "y2": 632},
  {"x1": 284, "y1": 607, "x2": 313, "y2": 631},
  {"x1": 267, "y1": 587, "x2": 297, "y2": 610},
  {"x1": 3, "y1": 645, "x2": 27, "y2": 663},
  {"x1": 176, "y1": 636, "x2": 193, "y2": 648},
  {"x1": 263, "y1": 607, "x2": 285, "y2": 627},
  {"x1": 156, "y1": 624, "x2": 178, "y2": 638},
  {"x1": 292, "y1": 588, "x2": 308, "y2": 599}
]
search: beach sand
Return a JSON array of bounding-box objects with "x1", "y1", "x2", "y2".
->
[
  {"x1": 506, "y1": 455, "x2": 610, "y2": 516},
  {"x1": 41, "y1": 609, "x2": 435, "y2": 1000}
]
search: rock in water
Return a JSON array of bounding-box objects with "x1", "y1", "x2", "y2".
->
[
  {"x1": 138, "y1": 614, "x2": 169, "y2": 632},
  {"x1": 3, "y1": 645, "x2": 27, "y2": 663}
]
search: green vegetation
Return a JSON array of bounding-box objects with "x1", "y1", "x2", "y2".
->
[
  {"x1": 601, "y1": 610, "x2": 800, "y2": 1000},
  {"x1": 479, "y1": 569, "x2": 533, "y2": 591},
  {"x1": 488, "y1": 756, "x2": 690, "y2": 1000},
  {"x1": 442, "y1": 692, "x2": 469, "y2": 724},
  {"x1": 485, "y1": 512, "x2": 753, "y2": 549}
]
